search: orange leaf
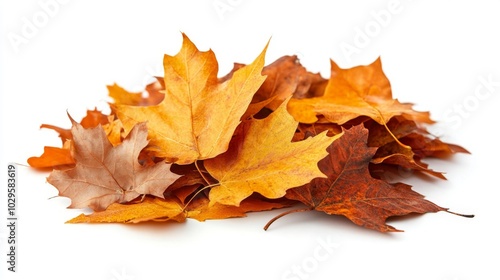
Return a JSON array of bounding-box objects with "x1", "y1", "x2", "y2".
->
[
  {"x1": 186, "y1": 195, "x2": 293, "y2": 222},
  {"x1": 287, "y1": 58, "x2": 434, "y2": 125},
  {"x1": 243, "y1": 55, "x2": 325, "y2": 119},
  {"x1": 67, "y1": 196, "x2": 186, "y2": 223},
  {"x1": 68, "y1": 195, "x2": 293, "y2": 224},
  {"x1": 27, "y1": 145, "x2": 75, "y2": 169},
  {"x1": 108, "y1": 81, "x2": 164, "y2": 106}
]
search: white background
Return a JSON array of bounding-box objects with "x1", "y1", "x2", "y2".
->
[{"x1": 1, "y1": 1, "x2": 499, "y2": 280}]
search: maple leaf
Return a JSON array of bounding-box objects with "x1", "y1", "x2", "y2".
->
[
  {"x1": 28, "y1": 109, "x2": 112, "y2": 169},
  {"x1": 204, "y1": 99, "x2": 341, "y2": 207},
  {"x1": 38, "y1": 108, "x2": 110, "y2": 144},
  {"x1": 114, "y1": 33, "x2": 268, "y2": 164},
  {"x1": 47, "y1": 118, "x2": 181, "y2": 211},
  {"x1": 266, "y1": 125, "x2": 446, "y2": 232},
  {"x1": 28, "y1": 33, "x2": 472, "y2": 232},
  {"x1": 287, "y1": 58, "x2": 434, "y2": 125}
]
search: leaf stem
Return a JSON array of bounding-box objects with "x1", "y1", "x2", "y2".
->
[
  {"x1": 181, "y1": 183, "x2": 220, "y2": 212},
  {"x1": 446, "y1": 210, "x2": 475, "y2": 218},
  {"x1": 195, "y1": 160, "x2": 211, "y2": 185},
  {"x1": 374, "y1": 107, "x2": 411, "y2": 149},
  {"x1": 263, "y1": 207, "x2": 312, "y2": 231}
]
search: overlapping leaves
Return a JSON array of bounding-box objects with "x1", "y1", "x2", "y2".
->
[{"x1": 28, "y1": 34, "x2": 471, "y2": 232}]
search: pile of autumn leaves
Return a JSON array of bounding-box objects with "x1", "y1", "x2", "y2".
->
[{"x1": 28, "y1": 34, "x2": 469, "y2": 232}]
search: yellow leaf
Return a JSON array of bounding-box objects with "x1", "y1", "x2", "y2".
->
[
  {"x1": 205, "y1": 99, "x2": 341, "y2": 207},
  {"x1": 114, "y1": 33, "x2": 268, "y2": 164},
  {"x1": 67, "y1": 197, "x2": 186, "y2": 223}
]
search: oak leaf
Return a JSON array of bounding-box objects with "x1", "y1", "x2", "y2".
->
[
  {"x1": 282, "y1": 125, "x2": 446, "y2": 232},
  {"x1": 204, "y1": 99, "x2": 341, "y2": 207},
  {"x1": 114, "y1": 33, "x2": 268, "y2": 164},
  {"x1": 47, "y1": 119, "x2": 181, "y2": 211}
]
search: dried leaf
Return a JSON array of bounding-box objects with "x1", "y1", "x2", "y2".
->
[
  {"x1": 204, "y1": 99, "x2": 340, "y2": 207},
  {"x1": 287, "y1": 58, "x2": 434, "y2": 125},
  {"x1": 68, "y1": 196, "x2": 186, "y2": 223},
  {"x1": 284, "y1": 125, "x2": 446, "y2": 232},
  {"x1": 114, "y1": 33, "x2": 268, "y2": 164},
  {"x1": 48, "y1": 119, "x2": 180, "y2": 211}
]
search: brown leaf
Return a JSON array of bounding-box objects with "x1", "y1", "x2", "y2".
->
[
  {"x1": 47, "y1": 119, "x2": 181, "y2": 211},
  {"x1": 400, "y1": 133, "x2": 470, "y2": 159},
  {"x1": 283, "y1": 125, "x2": 446, "y2": 232},
  {"x1": 366, "y1": 117, "x2": 467, "y2": 178},
  {"x1": 371, "y1": 140, "x2": 446, "y2": 179},
  {"x1": 39, "y1": 108, "x2": 110, "y2": 144},
  {"x1": 243, "y1": 55, "x2": 325, "y2": 118}
]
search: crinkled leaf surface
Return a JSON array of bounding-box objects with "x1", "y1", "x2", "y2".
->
[
  {"x1": 47, "y1": 121, "x2": 180, "y2": 211},
  {"x1": 286, "y1": 125, "x2": 446, "y2": 232}
]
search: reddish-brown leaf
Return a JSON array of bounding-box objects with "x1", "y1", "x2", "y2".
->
[{"x1": 283, "y1": 125, "x2": 446, "y2": 232}]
